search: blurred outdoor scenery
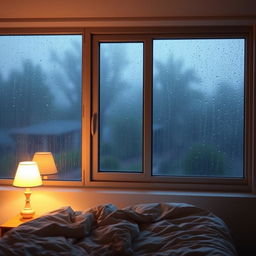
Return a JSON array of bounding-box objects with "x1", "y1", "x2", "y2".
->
[
  {"x1": 0, "y1": 36, "x2": 244, "y2": 179},
  {"x1": 100, "y1": 39, "x2": 244, "y2": 177},
  {"x1": 0, "y1": 35, "x2": 82, "y2": 180}
]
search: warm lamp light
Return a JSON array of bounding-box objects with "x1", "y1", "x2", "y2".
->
[
  {"x1": 32, "y1": 152, "x2": 57, "y2": 179},
  {"x1": 13, "y1": 161, "x2": 42, "y2": 219}
]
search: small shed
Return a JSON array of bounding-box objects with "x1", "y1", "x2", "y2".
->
[{"x1": 10, "y1": 120, "x2": 81, "y2": 155}]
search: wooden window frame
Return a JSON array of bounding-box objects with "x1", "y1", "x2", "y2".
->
[
  {"x1": 0, "y1": 28, "x2": 86, "y2": 187},
  {"x1": 88, "y1": 26, "x2": 254, "y2": 192},
  {"x1": 0, "y1": 26, "x2": 254, "y2": 193}
]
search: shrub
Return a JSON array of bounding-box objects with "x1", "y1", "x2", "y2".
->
[{"x1": 184, "y1": 144, "x2": 225, "y2": 176}]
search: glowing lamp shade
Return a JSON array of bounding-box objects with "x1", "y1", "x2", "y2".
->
[
  {"x1": 32, "y1": 152, "x2": 57, "y2": 178},
  {"x1": 13, "y1": 161, "x2": 42, "y2": 188},
  {"x1": 13, "y1": 161, "x2": 42, "y2": 219}
]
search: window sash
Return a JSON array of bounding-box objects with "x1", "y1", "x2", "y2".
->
[
  {"x1": 0, "y1": 28, "x2": 85, "y2": 186},
  {"x1": 90, "y1": 27, "x2": 253, "y2": 192}
]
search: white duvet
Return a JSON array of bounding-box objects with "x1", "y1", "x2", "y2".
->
[{"x1": 0, "y1": 203, "x2": 237, "y2": 255}]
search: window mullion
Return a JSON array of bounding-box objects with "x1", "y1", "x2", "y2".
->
[
  {"x1": 143, "y1": 37, "x2": 153, "y2": 180},
  {"x1": 83, "y1": 28, "x2": 92, "y2": 185},
  {"x1": 91, "y1": 35, "x2": 100, "y2": 181}
]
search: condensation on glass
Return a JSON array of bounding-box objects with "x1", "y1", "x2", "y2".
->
[
  {"x1": 153, "y1": 39, "x2": 245, "y2": 178},
  {"x1": 99, "y1": 42, "x2": 143, "y2": 172},
  {"x1": 0, "y1": 35, "x2": 82, "y2": 180}
]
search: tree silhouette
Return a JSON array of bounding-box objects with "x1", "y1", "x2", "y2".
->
[
  {"x1": 0, "y1": 60, "x2": 54, "y2": 129},
  {"x1": 50, "y1": 41, "x2": 82, "y2": 119},
  {"x1": 50, "y1": 42, "x2": 128, "y2": 122},
  {"x1": 153, "y1": 55, "x2": 202, "y2": 171},
  {"x1": 99, "y1": 44, "x2": 129, "y2": 122}
]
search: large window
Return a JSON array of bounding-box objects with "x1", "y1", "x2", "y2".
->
[
  {"x1": 0, "y1": 27, "x2": 254, "y2": 192},
  {"x1": 0, "y1": 34, "x2": 82, "y2": 181}
]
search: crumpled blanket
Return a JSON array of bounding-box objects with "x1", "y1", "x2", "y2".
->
[{"x1": 0, "y1": 203, "x2": 237, "y2": 256}]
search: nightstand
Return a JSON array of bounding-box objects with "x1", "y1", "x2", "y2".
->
[{"x1": 0, "y1": 215, "x2": 39, "y2": 237}]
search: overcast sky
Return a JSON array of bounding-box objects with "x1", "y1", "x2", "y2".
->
[
  {"x1": 0, "y1": 36, "x2": 244, "y2": 100},
  {"x1": 0, "y1": 35, "x2": 82, "y2": 106},
  {"x1": 153, "y1": 38, "x2": 245, "y2": 93}
]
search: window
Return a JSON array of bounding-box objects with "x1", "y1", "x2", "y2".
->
[
  {"x1": 0, "y1": 33, "x2": 82, "y2": 181},
  {"x1": 0, "y1": 27, "x2": 254, "y2": 192},
  {"x1": 91, "y1": 27, "x2": 253, "y2": 192}
]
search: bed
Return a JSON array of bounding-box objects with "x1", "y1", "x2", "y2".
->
[{"x1": 0, "y1": 202, "x2": 237, "y2": 255}]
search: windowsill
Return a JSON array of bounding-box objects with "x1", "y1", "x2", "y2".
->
[{"x1": 0, "y1": 185, "x2": 255, "y2": 199}]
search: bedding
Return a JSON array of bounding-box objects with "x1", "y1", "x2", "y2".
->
[{"x1": 0, "y1": 203, "x2": 237, "y2": 255}]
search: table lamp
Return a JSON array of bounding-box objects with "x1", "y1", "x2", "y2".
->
[
  {"x1": 13, "y1": 161, "x2": 42, "y2": 219},
  {"x1": 32, "y1": 152, "x2": 58, "y2": 179}
]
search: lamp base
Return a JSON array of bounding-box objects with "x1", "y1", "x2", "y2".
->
[
  {"x1": 20, "y1": 208, "x2": 35, "y2": 219},
  {"x1": 20, "y1": 188, "x2": 35, "y2": 219}
]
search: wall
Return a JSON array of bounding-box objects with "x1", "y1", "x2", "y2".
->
[
  {"x1": 0, "y1": 0, "x2": 256, "y2": 19},
  {"x1": 0, "y1": 186, "x2": 256, "y2": 255},
  {"x1": 0, "y1": 0, "x2": 256, "y2": 255}
]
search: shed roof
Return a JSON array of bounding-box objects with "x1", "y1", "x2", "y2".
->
[{"x1": 10, "y1": 120, "x2": 81, "y2": 136}]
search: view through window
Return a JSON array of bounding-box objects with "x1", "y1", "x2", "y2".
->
[
  {"x1": 0, "y1": 35, "x2": 82, "y2": 180},
  {"x1": 96, "y1": 38, "x2": 245, "y2": 179},
  {"x1": 152, "y1": 39, "x2": 244, "y2": 177},
  {"x1": 99, "y1": 42, "x2": 144, "y2": 172},
  {"x1": 0, "y1": 30, "x2": 248, "y2": 187}
]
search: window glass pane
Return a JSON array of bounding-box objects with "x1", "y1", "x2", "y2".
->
[
  {"x1": 0, "y1": 35, "x2": 82, "y2": 180},
  {"x1": 153, "y1": 39, "x2": 244, "y2": 177},
  {"x1": 99, "y1": 42, "x2": 143, "y2": 172}
]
